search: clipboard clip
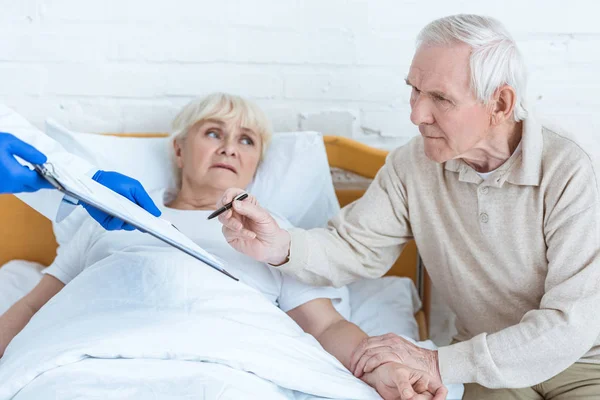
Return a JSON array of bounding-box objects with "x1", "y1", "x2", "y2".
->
[{"x1": 33, "y1": 163, "x2": 66, "y2": 192}]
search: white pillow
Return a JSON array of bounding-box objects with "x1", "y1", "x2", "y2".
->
[
  {"x1": 45, "y1": 119, "x2": 176, "y2": 192},
  {"x1": 45, "y1": 119, "x2": 340, "y2": 244},
  {"x1": 348, "y1": 276, "x2": 421, "y2": 340}
]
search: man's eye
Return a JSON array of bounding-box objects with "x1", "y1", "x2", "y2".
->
[{"x1": 206, "y1": 131, "x2": 219, "y2": 138}]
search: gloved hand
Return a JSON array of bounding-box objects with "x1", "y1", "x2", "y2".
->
[
  {"x1": 82, "y1": 170, "x2": 161, "y2": 231},
  {"x1": 0, "y1": 132, "x2": 54, "y2": 194}
]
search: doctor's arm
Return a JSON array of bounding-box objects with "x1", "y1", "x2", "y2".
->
[
  {"x1": 0, "y1": 106, "x2": 161, "y2": 229},
  {"x1": 0, "y1": 105, "x2": 96, "y2": 220}
]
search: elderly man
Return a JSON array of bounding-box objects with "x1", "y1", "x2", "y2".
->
[{"x1": 218, "y1": 14, "x2": 600, "y2": 400}]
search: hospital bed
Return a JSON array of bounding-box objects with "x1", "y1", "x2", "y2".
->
[{"x1": 0, "y1": 134, "x2": 431, "y2": 341}]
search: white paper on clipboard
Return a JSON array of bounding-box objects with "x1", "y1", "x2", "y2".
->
[{"x1": 34, "y1": 162, "x2": 238, "y2": 281}]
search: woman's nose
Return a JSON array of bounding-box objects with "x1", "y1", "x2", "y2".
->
[{"x1": 219, "y1": 140, "x2": 238, "y2": 157}]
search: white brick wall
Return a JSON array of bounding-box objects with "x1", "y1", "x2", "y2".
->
[{"x1": 0, "y1": 0, "x2": 598, "y2": 155}]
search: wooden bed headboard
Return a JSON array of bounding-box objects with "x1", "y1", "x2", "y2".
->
[{"x1": 0, "y1": 134, "x2": 430, "y2": 339}]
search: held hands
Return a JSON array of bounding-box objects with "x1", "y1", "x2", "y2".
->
[
  {"x1": 351, "y1": 333, "x2": 442, "y2": 384},
  {"x1": 82, "y1": 170, "x2": 161, "y2": 231},
  {"x1": 362, "y1": 362, "x2": 448, "y2": 400},
  {"x1": 217, "y1": 188, "x2": 291, "y2": 265},
  {"x1": 0, "y1": 132, "x2": 53, "y2": 194}
]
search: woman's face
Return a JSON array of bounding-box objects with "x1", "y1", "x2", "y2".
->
[{"x1": 174, "y1": 119, "x2": 262, "y2": 194}]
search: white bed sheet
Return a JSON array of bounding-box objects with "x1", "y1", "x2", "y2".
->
[
  {"x1": 0, "y1": 261, "x2": 422, "y2": 341},
  {"x1": 0, "y1": 260, "x2": 463, "y2": 399}
]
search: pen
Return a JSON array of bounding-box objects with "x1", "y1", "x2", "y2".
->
[{"x1": 207, "y1": 193, "x2": 249, "y2": 220}]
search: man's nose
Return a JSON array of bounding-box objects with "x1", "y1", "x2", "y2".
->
[{"x1": 410, "y1": 96, "x2": 435, "y2": 126}]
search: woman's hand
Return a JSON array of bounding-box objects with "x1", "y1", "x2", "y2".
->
[
  {"x1": 217, "y1": 188, "x2": 291, "y2": 266},
  {"x1": 362, "y1": 362, "x2": 448, "y2": 400}
]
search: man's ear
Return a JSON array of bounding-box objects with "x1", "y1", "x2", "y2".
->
[{"x1": 491, "y1": 84, "x2": 517, "y2": 126}]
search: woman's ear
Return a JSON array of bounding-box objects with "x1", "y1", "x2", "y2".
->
[{"x1": 172, "y1": 138, "x2": 184, "y2": 169}]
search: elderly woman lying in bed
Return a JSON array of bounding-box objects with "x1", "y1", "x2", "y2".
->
[{"x1": 0, "y1": 93, "x2": 446, "y2": 400}]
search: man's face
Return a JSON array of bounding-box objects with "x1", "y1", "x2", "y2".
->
[{"x1": 407, "y1": 43, "x2": 493, "y2": 163}]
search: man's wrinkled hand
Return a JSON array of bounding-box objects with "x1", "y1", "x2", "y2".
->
[
  {"x1": 217, "y1": 188, "x2": 291, "y2": 266},
  {"x1": 351, "y1": 333, "x2": 441, "y2": 382},
  {"x1": 362, "y1": 362, "x2": 448, "y2": 400}
]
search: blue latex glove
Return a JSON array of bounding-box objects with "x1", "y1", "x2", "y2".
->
[
  {"x1": 82, "y1": 170, "x2": 162, "y2": 231},
  {"x1": 0, "y1": 132, "x2": 54, "y2": 194}
]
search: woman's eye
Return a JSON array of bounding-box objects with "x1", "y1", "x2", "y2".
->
[
  {"x1": 206, "y1": 131, "x2": 219, "y2": 138},
  {"x1": 240, "y1": 136, "x2": 254, "y2": 146}
]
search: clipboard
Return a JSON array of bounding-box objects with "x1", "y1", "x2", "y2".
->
[{"x1": 33, "y1": 162, "x2": 238, "y2": 281}]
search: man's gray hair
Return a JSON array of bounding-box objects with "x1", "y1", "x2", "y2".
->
[{"x1": 417, "y1": 14, "x2": 528, "y2": 121}]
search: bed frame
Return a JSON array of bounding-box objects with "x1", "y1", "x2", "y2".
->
[{"x1": 0, "y1": 134, "x2": 430, "y2": 340}]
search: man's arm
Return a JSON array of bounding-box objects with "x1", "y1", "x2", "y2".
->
[
  {"x1": 219, "y1": 148, "x2": 414, "y2": 288},
  {"x1": 0, "y1": 275, "x2": 64, "y2": 357},
  {"x1": 287, "y1": 298, "x2": 367, "y2": 369},
  {"x1": 284, "y1": 151, "x2": 412, "y2": 287}
]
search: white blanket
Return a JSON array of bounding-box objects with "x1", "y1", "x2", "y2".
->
[{"x1": 0, "y1": 249, "x2": 382, "y2": 400}]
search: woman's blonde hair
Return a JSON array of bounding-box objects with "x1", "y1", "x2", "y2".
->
[{"x1": 169, "y1": 92, "x2": 272, "y2": 188}]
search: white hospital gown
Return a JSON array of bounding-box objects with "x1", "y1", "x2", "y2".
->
[{"x1": 43, "y1": 188, "x2": 349, "y2": 315}]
